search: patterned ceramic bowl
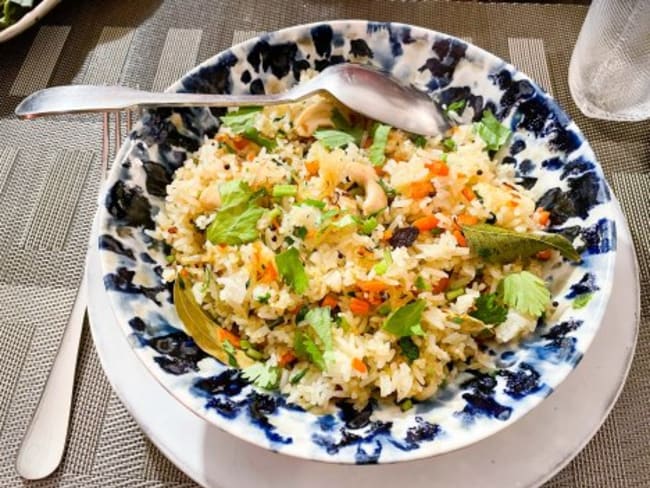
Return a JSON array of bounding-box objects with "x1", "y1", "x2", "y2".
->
[{"x1": 97, "y1": 20, "x2": 616, "y2": 464}]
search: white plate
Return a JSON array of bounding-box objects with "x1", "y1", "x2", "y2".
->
[
  {"x1": 87, "y1": 200, "x2": 638, "y2": 488},
  {"x1": 0, "y1": 0, "x2": 61, "y2": 43}
]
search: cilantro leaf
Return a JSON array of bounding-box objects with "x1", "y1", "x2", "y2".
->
[
  {"x1": 445, "y1": 100, "x2": 466, "y2": 116},
  {"x1": 442, "y1": 137, "x2": 457, "y2": 152},
  {"x1": 242, "y1": 362, "x2": 280, "y2": 389},
  {"x1": 331, "y1": 108, "x2": 363, "y2": 144},
  {"x1": 498, "y1": 271, "x2": 551, "y2": 317},
  {"x1": 572, "y1": 292, "x2": 593, "y2": 309},
  {"x1": 314, "y1": 129, "x2": 356, "y2": 149},
  {"x1": 218, "y1": 180, "x2": 256, "y2": 209},
  {"x1": 359, "y1": 216, "x2": 378, "y2": 235},
  {"x1": 411, "y1": 134, "x2": 427, "y2": 148},
  {"x1": 474, "y1": 110, "x2": 512, "y2": 151},
  {"x1": 469, "y1": 293, "x2": 508, "y2": 325},
  {"x1": 369, "y1": 124, "x2": 391, "y2": 166},
  {"x1": 398, "y1": 337, "x2": 420, "y2": 363},
  {"x1": 275, "y1": 247, "x2": 309, "y2": 294},
  {"x1": 256, "y1": 292, "x2": 271, "y2": 304},
  {"x1": 383, "y1": 300, "x2": 426, "y2": 337},
  {"x1": 222, "y1": 340, "x2": 238, "y2": 367},
  {"x1": 462, "y1": 224, "x2": 581, "y2": 263},
  {"x1": 220, "y1": 106, "x2": 262, "y2": 133},
  {"x1": 294, "y1": 330, "x2": 326, "y2": 370},
  {"x1": 206, "y1": 204, "x2": 265, "y2": 245},
  {"x1": 304, "y1": 307, "x2": 333, "y2": 351}
]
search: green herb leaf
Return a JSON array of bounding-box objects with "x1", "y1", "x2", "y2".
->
[
  {"x1": 415, "y1": 275, "x2": 431, "y2": 291},
  {"x1": 275, "y1": 247, "x2": 309, "y2": 294},
  {"x1": 293, "y1": 226, "x2": 308, "y2": 239},
  {"x1": 498, "y1": 271, "x2": 551, "y2": 317},
  {"x1": 289, "y1": 368, "x2": 308, "y2": 385},
  {"x1": 218, "y1": 180, "x2": 257, "y2": 209},
  {"x1": 383, "y1": 300, "x2": 426, "y2": 338},
  {"x1": 373, "y1": 249, "x2": 393, "y2": 275},
  {"x1": 304, "y1": 307, "x2": 333, "y2": 351},
  {"x1": 331, "y1": 108, "x2": 363, "y2": 144},
  {"x1": 442, "y1": 137, "x2": 457, "y2": 152},
  {"x1": 242, "y1": 127, "x2": 277, "y2": 151},
  {"x1": 294, "y1": 330, "x2": 326, "y2": 370},
  {"x1": 222, "y1": 340, "x2": 238, "y2": 367},
  {"x1": 272, "y1": 184, "x2": 298, "y2": 198},
  {"x1": 314, "y1": 129, "x2": 356, "y2": 149},
  {"x1": 219, "y1": 106, "x2": 262, "y2": 133},
  {"x1": 369, "y1": 124, "x2": 391, "y2": 166},
  {"x1": 398, "y1": 337, "x2": 420, "y2": 363},
  {"x1": 445, "y1": 100, "x2": 466, "y2": 116},
  {"x1": 412, "y1": 134, "x2": 427, "y2": 148},
  {"x1": 200, "y1": 267, "x2": 212, "y2": 294},
  {"x1": 469, "y1": 293, "x2": 508, "y2": 325},
  {"x1": 378, "y1": 179, "x2": 396, "y2": 199},
  {"x1": 359, "y1": 216, "x2": 378, "y2": 235},
  {"x1": 462, "y1": 224, "x2": 581, "y2": 263},
  {"x1": 206, "y1": 204, "x2": 265, "y2": 245},
  {"x1": 474, "y1": 110, "x2": 511, "y2": 151},
  {"x1": 400, "y1": 398, "x2": 414, "y2": 412},
  {"x1": 242, "y1": 362, "x2": 280, "y2": 389},
  {"x1": 572, "y1": 292, "x2": 593, "y2": 309},
  {"x1": 256, "y1": 292, "x2": 271, "y2": 304}
]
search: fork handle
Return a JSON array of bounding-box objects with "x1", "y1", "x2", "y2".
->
[{"x1": 15, "y1": 277, "x2": 87, "y2": 480}]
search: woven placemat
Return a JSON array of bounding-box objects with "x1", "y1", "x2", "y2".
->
[{"x1": 0, "y1": 1, "x2": 648, "y2": 486}]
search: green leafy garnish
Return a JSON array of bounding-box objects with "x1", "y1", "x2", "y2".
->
[
  {"x1": 256, "y1": 292, "x2": 271, "y2": 304},
  {"x1": 373, "y1": 249, "x2": 393, "y2": 275},
  {"x1": 412, "y1": 134, "x2": 427, "y2": 148},
  {"x1": 400, "y1": 399, "x2": 414, "y2": 412},
  {"x1": 378, "y1": 179, "x2": 396, "y2": 199},
  {"x1": 462, "y1": 224, "x2": 580, "y2": 263},
  {"x1": 272, "y1": 184, "x2": 298, "y2": 198},
  {"x1": 352, "y1": 215, "x2": 378, "y2": 235},
  {"x1": 469, "y1": 293, "x2": 508, "y2": 325},
  {"x1": 242, "y1": 362, "x2": 280, "y2": 389},
  {"x1": 498, "y1": 271, "x2": 551, "y2": 317},
  {"x1": 573, "y1": 292, "x2": 593, "y2": 309},
  {"x1": 222, "y1": 340, "x2": 239, "y2": 367},
  {"x1": 331, "y1": 108, "x2": 363, "y2": 144},
  {"x1": 369, "y1": 124, "x2": 391, "y2": 166},
  {"x1": 242, "y1": 127, "x2": 277, "y2": 151},
  {"x1": 293, "y1": 226, "x2": 308, "y2": 239},
  {"x1": 415, "y1": 276, "x2": 431, "y2": 291},
  {"x1": 304, "y1": 307, "x2": 333, "y2": 351},
  {"x1": 398, "y1": 337, "x2": 420, "y2": 363},
  {"x1": 275, "y1": 247, "x2": 309, "y2": 294},
  {"x1": 219, "y1": 106, "x2": 262, "y2": 132},
  {"x1": 445, "y1": 288, "x2": 465, "y2": 301},
  {"x1": 474, "y1": 110, "x2": 511, "y2": 151},
  {"x1": 294, "y1": 330, "x2": 326, "y2": 370},
  {"x1": 442, "y1": 137, "x2": 457, "y2": 152},
  {"x1": 289, "y1": 368, "x2": 308, "y2": 385},
  {"x1": 445, "y1": 100, "x2": 466, "y2": 116},
  {"x1": 383, "y1": 300, "x2": 426, "y2": 338},
  {"x1": 314, "y1": 129, "x2": 356, "y2": 149},
  {"x1": 206, "y1": 180, "x2": 265, "y2": 245},
  {"x1": 377, "y1": 303, "x2": 392, "y2": 316}
]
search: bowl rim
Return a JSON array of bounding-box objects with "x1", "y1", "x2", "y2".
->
[{"x1": 98, "y1": 19, "x2": 617, "y2": 464}]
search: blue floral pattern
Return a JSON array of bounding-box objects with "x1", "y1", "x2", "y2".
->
[{"x1": 97, "y1": 21, "x2": 616, "y2": 463}]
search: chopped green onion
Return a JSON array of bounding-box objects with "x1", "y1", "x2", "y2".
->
[
  {"x1": 302, "y1": 199, "x2": 326, "y2": 209},
  {"x1": 442, "y1": 137, "x2": 457, "y2": 152},
  {"x1": 400, "y1": 399, "x2": 414, "y2": 412},
  {"x1": 373, "y1": 249, "x2": 393, "y2": 275},
  {"x1": 415, "y1": 276, "x2": 431, "y2": 291},
  {"x1": 272, "y1": 184, "x2": 298, "y2": 198},
  {"x1": 290, "y1": 368, "x2": 309, "y2": 385},
  {"x1": 245, "y1": 348, "x2": 264, "y2": 360},
  {"x1": 165, "y1": 255, "x2": 175, "y2": 263},
  {"x1": 445, "y1": 288, "x2": 465, "y2": 301}
]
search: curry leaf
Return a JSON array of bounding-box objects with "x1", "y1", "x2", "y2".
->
[{"x1": 462, "y1": 224, "x2": 580, "y2": 263}]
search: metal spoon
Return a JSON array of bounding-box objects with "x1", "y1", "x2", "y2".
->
[{"x1": 15, "y1": 63, "x2": 449, "y2": 136}]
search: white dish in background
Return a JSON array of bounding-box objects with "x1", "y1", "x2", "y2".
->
[
  {"x1": 87, "y1": 199, "x2": 638, "y2": 488},
  {"x1": 0, "y1": 0, "x2": 61, "y2": 43}
]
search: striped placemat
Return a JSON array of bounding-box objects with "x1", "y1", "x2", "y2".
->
[{"x1": 0, "y1": 1, "x2": 648, "y2": 486}]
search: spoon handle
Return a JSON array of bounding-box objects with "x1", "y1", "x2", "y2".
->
[
  {"x1": 15, "y1": 279, "x2": 87, "y2": 480},
  {"x1": 14, "y1": 84, "x2": 311, "y2": 119}
]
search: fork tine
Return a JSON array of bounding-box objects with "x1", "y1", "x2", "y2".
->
[
  {"x1": 115, "y1": 111, "x2": 122, "y2": 152},
  {"x1": 101, "y1": 112, "x2": 109, "y2": 179}
]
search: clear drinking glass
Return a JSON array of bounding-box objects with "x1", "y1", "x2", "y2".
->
[{"x1": 568, "y1": 0, "x2": 650, "y2": 121}]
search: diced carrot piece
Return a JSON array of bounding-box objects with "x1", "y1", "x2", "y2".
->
[
  {"x1": 507, "y1": 200, "x2": 519, "y2": 208},
  {"x1": 289, "y1": 305, "x2": 302, "y2": 314},
  {"x1": 453, "y1": 229, "x2": 467, "y2": 247},
  {"x1": 427, "y1": 160, "x2": 449, "y2": 177},
  {"x1": 246, "y1": 151, "x2": 256, "y2": 161},
  {"x1": 536, "y1": 249, "x2": 552, "y2": 260},
  {"x1": 366, "y1": 294, "x2": 383, "y2": 306},
  {"x1": 537, "y1": 209, "x2": 551, "y2": 227},
  {"x1": 179, "y1": 268, "x2": 190, "y2": 279},
  {"x1": 409, "y1": 181, "x2": 435, "y2": 199},
  {"x1": 259, "y1": 263, "x2": 278, "y2": 284},
  {"x1": 279, "y1": 351, "x2": 296, "y2": 368},
  {"x1": 352, "y1": 358, "x2": 367, "y2": 374},
  {"x1": 431, "y1": 277, "x2": 450, "y2": 294},
  {"x1": 168, "y1": 226, "x2": 178, "y2": 234},
  {"x1": 359, "y1": 280, "x2": 389, "y2": 293},
  {"x1": 321, "y1": 294, "x2": 338, "y2": 308},
  {"x1": 457, "y1": 213, "x2": 479, "y2": 226},
  {"x1": 305, "y1": 160, "x2": 319, "y2": 176},
  {"x1": 383, "y1": 230, "x2": 393, "y2": 241},
  {"x1": 374, "y1": 166, "x2": 386, "y2": 177},
  {"x1": 233, "y1": 137, "x2": 248, "y2": 151},
  {"x1": 217, "y1": 328, "x2": 240, "y2": 348},
  {"x1": 350, "y1": 297, "x2": 371, "y2": 315},
  {"x1": 461, "y1": 187, "x2": 475, "y2": 201},
  {"x1": 413, "y1": 215, "x2": 440, "y2": 232}
]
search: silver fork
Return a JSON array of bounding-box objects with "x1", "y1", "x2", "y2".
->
[{"x1": 15, "y1": 111, "x2": 133, "y2": 480}]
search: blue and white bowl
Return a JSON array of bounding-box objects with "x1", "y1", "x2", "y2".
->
[{"x1": 97, "y1": 21, "x2": 616, "y2": 464}]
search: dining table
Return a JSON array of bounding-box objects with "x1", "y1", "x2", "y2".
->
[{"x1": 0, "y1": 0, "x2": 648, "y2": 486}]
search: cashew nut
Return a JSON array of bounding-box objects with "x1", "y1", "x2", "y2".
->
[
  {"x1": 344, "y1": 162, "x2": 387, "y2": 215},
  {"x1": 199, "y1": 183, "x2": 221, "y2": 210},
  {"x1": 294, "y1": 100, "x2": 336, "y2": 137}
]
